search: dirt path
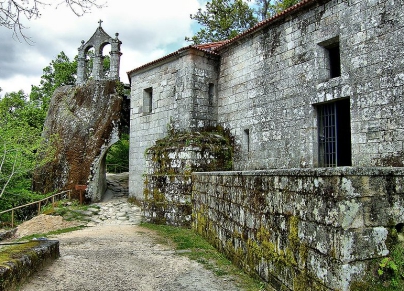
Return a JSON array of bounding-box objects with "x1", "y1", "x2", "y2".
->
[
  {"x1": 16, "y1": 174, "x2": 245, "y2": 291},
  {"x1": 18, "y1": 224, "x2": 243, "y2": 291}
]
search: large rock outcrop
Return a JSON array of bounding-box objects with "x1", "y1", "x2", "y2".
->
[{"x1": 33, "y1": 80, "x2": 123, "y2": 202}]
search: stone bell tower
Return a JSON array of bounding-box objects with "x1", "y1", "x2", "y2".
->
[{"x1": 76, "y1": 20, "x2": 122, "y2": 84}]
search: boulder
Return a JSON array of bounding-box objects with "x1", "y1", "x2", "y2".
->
[{"x1": 33, "y1": 80, "x2": 123, "y2": 202}]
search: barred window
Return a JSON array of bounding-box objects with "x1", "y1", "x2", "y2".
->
[{"x1": 317, "y1": 98, "x2": 351, "y2": 167}]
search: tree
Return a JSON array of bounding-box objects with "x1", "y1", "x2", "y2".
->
[
  {"x1": 187, "y1": 0, "x2": 303, "y2": 44},
  {"x1": 254, "y1": 0, "x2": 302, "y2": 19},
  {"x1": 106, "y1": 133, "x2": 129, "y2": 173},
  {"x1": 0, "y1": 90, "x2": 43, "y2": 198},
  {"x1": 0, "y1": 88, "x2": 56, "y2": 215},
  {"x1": 255, "y1": 0, "x2": 271, "y2": 21},
  {"x1": 30, "y1": 51, "x2": 77, "y2": 113},
  {"x1": 186, "y1": 0, "x2": 258, "y2": 44},
  {"x1": 1, "y1": 0, "x2": 104, "y2": 40}
]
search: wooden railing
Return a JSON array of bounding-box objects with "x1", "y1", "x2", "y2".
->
[
  {"x1": 0, "y1": 190, "x2": 71, "y2": 228},
  {"x1": 106, "y1": 164, "x2": 129, "y2": 173}
]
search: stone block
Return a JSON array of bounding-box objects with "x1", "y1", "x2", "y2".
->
[{"x1": 337, "y1": 227, "x2": 389, "y2": 263}]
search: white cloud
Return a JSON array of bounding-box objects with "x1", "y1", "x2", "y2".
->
[{"x1": 0, "y1": 0, "x2": 204, "y2": 94}]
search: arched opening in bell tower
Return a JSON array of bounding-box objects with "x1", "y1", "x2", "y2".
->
[
  {"x1": 100, "y1": 43, "x2": 112, "y2": 78},
  {"x1": 84, "y1": 46, "x2": 95, "y2": 80}
]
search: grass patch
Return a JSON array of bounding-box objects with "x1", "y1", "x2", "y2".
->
[
  {"x1": 41, "y1": 200, "x2": 99, "y2": 222},
  {"x1": 17, "y1": 226, "x2": 86, "y2": 242},
  {"x1": 141, "y1": 223, "x2": 266, "y2": 291}
]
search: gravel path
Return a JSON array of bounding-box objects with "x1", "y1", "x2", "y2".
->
[
  {"x1": 18, "y1": 224, "x2": 242, "y2": 291},
  {"x1": 16, "y1": 173, "x2": 245, "y2": 291}
]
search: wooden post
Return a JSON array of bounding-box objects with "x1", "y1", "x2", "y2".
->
[
  {"x1": 38, "y1": 201, "x2": 41, "y2": 215},
  {"x1": 11, "y1": 209, "x2": 14, "y2": 228},
  {"x1": 75, "y1": 185, "x2": 87, "y2": 204}
]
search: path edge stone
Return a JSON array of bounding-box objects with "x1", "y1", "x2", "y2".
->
[{"x1": 0, "y1": 240, "x2": 60, "y2": 291}]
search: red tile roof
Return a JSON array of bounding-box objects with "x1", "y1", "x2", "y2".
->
[
  {"x1": 212, "y1": 0, "x2": 318, "y2": 51},
  {"x1": 127, "y1": 0, "x2": 318, "y2": 78},
  {"x1": 194, "y1": 41, "x2": 228, "y2": 51},
  {"x1": 127, "y1": 42, "x2": 221, "y2": 77},
  {"x1": 127, "y1": 50, "x2": 181, "y2": 76}
]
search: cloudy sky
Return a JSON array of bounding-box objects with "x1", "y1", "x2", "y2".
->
[{"x1": 0, "y1": 0, "x2": 207, "y2": 96}]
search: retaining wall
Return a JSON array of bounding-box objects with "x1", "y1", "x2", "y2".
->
[
  {"x1": 192, "y1": 167, "x2": 404, "y2": 290},
  {"x1": 143, "y1": 131, "x2": 232, "y2": 226},
  {"x1": 0, "y1": 240, "x2": 59, "y2": 291}
]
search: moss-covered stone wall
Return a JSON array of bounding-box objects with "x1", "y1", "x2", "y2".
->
[
  {"x1": 192, "y1": 167, "x2": 404, "y2": 290},
  {"x1": 0, "y1": 240, "x2": 59, "y2": 290},
  {"x1": 144, "y1": 130, "x2": 233, "y2": 226}
]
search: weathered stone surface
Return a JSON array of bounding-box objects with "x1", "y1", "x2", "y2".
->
[
  {"x1": 33, "y1": 80, "x2": 123, "y2": 202},
  {"x1": 128, "y1": 51, "x2": 220, "y2": 199},
  {"x1": 77, "y1": 24, "x2": 121, "y2": 85},
  {"x1": 143, "y1": 130, "x2": 233, "y2": 226},
  {"x1": 192, "y1": 168, "x2": 404, "y2": 291},
  {"x1": 128, "y1": 0, "x2": 404, "y2": 198},
  {"x1": 0, "y1": 229, "x2": 16, "y2": 242},
  {"x1": 0, "y1": 240, "x2": 59, "y2": 291}
]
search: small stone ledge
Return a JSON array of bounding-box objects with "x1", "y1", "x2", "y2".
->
[
  {"x1": 0, "y1": 229, "x2": 17, "y2": 242},
  {"x1": 193, "y1": 166, "x2": 404, "y2": 176},
  {"x1": 0, "y1": 240, "x2": 59, "y2": 291}
]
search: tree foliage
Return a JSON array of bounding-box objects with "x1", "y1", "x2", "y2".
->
[
  {"x1": 254, "y1": 0, "x2": 302, "y2": 19},
  {"x1": 30, "y1": 51, "x2": 77, "y2": 113},
  {"x1": 267, "y1": 0, "x2": 301, "y2": 16},
  {"x1": 1, "y1": 0, "x2": 104, "y2": 41},
  {"x1": 106, "y1": 133, "x2": 129, "y2": 173},
  {"x1": 0, "y1": 90, "x2": 45, "y2": 200},
  {"x1": 255, "y1": 0, "x2": 271, "y2": 21},
  {"x1": 0, "y1": 51, "x2": 77, "y2": 209},
  {"x1": 187, "y1": 0, "x2": 302, "y2": 44},
  {"x1": 29, "y1": 50, "x2": 111, "y2": 113},
  {"x1": 186, "y1": 0, "x2": 258, "y2": 44}
]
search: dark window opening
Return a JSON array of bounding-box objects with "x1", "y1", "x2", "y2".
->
[
  {"x1": 318, "y1": 98, "x2": 351, "y2": 167},
  {"x1": 326, "y1": 43, "x2": 341, "y2": 78},
  {"x1": 143, "y1": 87, "x2": 153, "y2": 114},
  {"x1": 244, "y1": 129, "x2": 250, "y2": 153},
  {"x1": 208, "y1": 83, "x2": 215, "y2": 106}
]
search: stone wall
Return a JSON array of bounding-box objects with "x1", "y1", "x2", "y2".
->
[
  {"x1": 0, "y1": 240, "x2": 59, "y2": 290},
  {"x1": 129, "y1": 0, "x2": 404, "y2": 200},
  {"x1": 192, "y1": 168, "x2": 404, "y2": 290},
  {"x1": 216, "y1": 0, "x2": 404, "y2": 170},
  {"x1": 129, "y1": 49, "x2": 219, "y2": 199},
  {"x1": 143, "y1": 130, "x2": 232, "y2": 225}
]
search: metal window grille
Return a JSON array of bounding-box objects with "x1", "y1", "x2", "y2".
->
[{"x1": 318, "y1": 103, "x2": 337, "y2": 167}]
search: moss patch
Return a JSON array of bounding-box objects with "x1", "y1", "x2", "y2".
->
[
  {"x1": 144, "y1": 127, "x2": 234, "y2": 226},
  {"x1": 0, "y1": 240, "x2": 59, "y2": 290},
  {"x1": 350, "y1": 229, "x2": 404, "y2": 291}
]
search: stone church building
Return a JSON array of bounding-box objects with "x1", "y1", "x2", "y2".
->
[
  {"x1": 128, "y1": 0, "x2": 404, "y2": 197},
  {"x1": 125, "y1": 0, "x2": 404, "y2": 289}
]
